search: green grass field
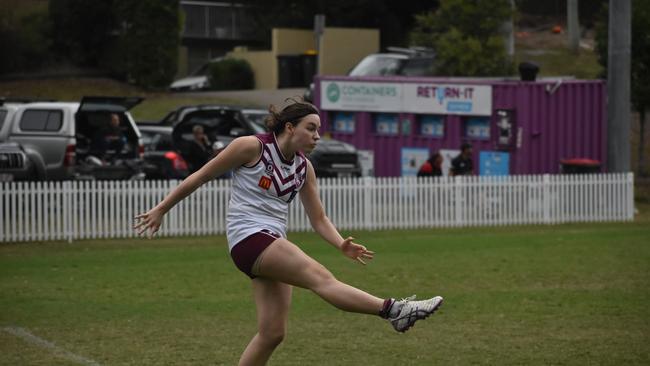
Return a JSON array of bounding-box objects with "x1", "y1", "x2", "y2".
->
[{"x1": 1, "y1": 211, "x2": 649, "y2": 365}]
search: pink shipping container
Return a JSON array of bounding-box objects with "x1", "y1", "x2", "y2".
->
[{"x1": 314, "y1": 75, "x2": 606, "y2": 177}]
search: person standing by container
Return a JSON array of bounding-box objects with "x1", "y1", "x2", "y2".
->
[
  {"x1": 185, "y1": 124, "x2": 214, "y2": 173},
  {"x1": 417, "y1": 152, "x2": 443, "y2": 177},
  {"x1": 450, "y1": 142, "x2": 474, "y2": 176},
  {"x1": 134, "y1": 99, "x2": 443, "y2": 366}
]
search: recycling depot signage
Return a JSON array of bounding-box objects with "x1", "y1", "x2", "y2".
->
[
  {"x1": 321, "y1": 81, "x2": 402, "y2": 112},
  {"x1": 321, "y1": 81, "x2": 492, "y2": 116}
]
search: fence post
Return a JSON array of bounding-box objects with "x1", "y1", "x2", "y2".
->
[
  {"x1": 543, "y1": 174, "x2": 550, "y2": 224},
  {"x1": 363, "y1": 176, "x2": 372, "y2": 230},
  {"x1": 64, "y1": 181, "x2": 72, "y2": 243},
  {"x1": 627, "y1": 172, "x2": 635, "y2": 221},
  {"x1": 455, "y1": 176, "x2": 462, "y2": 226}
]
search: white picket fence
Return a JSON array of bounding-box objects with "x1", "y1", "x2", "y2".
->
[{"x1": 0, "y1": 173, "x2": 635, "y2": 243}]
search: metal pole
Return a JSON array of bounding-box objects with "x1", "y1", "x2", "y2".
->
[
  {"x1": 314, "y1": 14, "x2": 325, "y2": 75},
  {"x1": 503, "y1": 0, "x2": 515, "y2": 57},
  {"x1": 567, "y1": 0, "x2": 580, "y2": 53},
  {"x1": 607, "y1": 0, "x2": 631, "y2": 172}
]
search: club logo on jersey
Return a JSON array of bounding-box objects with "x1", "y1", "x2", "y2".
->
[
  {"x1": 258, "y1": 176, "x2": 272, "y2": 190},
  {"x1": 265, "y1": 163, "x2": 274, "y2": 175}
]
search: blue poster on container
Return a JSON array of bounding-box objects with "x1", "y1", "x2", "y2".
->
[
  {"x1": 332, "y1": 112, "x2": 355, "y2": 133},
  {"x1": 401, "y1": 147, "x2": 430, "y2": 176},
  {"x1": 375, "y1": 113, "x2": 399, "y2": 135},
  {"x1": 479, "y1": 151, "x2": 510, "y2": 176}
]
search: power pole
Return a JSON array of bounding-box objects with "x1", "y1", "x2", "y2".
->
[
  {"x1": 607, "y1": 0, "x2": 632, "y2": 173},
  {"x1": 567, "y1": 0, "x2": 580, "y2": 53},
  {"x1": 314, "y1": 14, "x2": 325, "y2": 75},
  {"x1": 502, "y1": 0, "x2": 515, "y2": 57}
]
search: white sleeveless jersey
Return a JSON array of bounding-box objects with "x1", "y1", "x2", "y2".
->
[{"x1": 226, "y1": 133, "x2": 308, "y2": 250}]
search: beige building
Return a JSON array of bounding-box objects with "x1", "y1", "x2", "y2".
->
[{"x1": 227, "y1": 27, "x2": 379, "y2": 90}]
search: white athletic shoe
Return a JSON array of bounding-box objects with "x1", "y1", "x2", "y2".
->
[{"x1": 388, "y1": 295, "x2": 444, "y2": 333}]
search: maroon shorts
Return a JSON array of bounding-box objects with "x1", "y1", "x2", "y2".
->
[{"x1": 230, "y1": 229, "x2": 280, "y2": 279}]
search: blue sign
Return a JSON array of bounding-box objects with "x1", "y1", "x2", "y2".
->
[
  {"x1": 401, "y1": 147, "x2": 430, "y2": 176},
  {"x1": 479, "y1": 151, "x2": 510, "y2": 176},
  {"x1": 447, "y1": 101, "x2": 472, "y2": 112},
  {"x1": 375, "y1": 113, "x2": 399, "y2": 135},
  {"x1": 420, "y1": 115, "x2": 444, "y2": 137},
  {"x1": 333, "y1": 112, "x2": 355, "y2": 133},
  {"x1": 465, "y1": 117, "x2": 490, "y2": 140}
]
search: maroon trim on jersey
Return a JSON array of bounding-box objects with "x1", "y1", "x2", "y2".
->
[
  {"x1": 272, "y1": 134, "x2": 294, "y2": 165},
  {"x1": 242, "y1": 136, "x2": 265, "y2": 169},
  {"x1": 261, "y1": 145, "x2": 303, "y2": 185},
  {"x1": 257, "y1": 133, "x2": 275, "y2": 144},
  {"x1": 270, "y1": 176, "x2": 299, "y2": 197},
  {"x1": 259, "y1": 153, "x2": 299, "y2": 198},
  {"x1": 230, "y1": 230, "x2": 280, "y2": 279},
  {"x1": 295, "y1": 159, "x2": 307, "y2": 175},
  {"x1": 273, "y1": 161, "x2": 298, "y2": 184}
]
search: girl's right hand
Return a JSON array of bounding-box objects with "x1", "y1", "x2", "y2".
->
[{"x1": 134, "y1": 208, "x2": 164, "y2": 239}]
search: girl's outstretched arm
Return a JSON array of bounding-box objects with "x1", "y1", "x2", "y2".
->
[
  {"x1": 299, "y1": 160, "x2": 374, "y2": 264},
  {"x1": 134, "y1": 135, "x2": 261, "y2": 238}
]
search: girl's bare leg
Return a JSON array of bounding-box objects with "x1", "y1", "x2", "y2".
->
[
  {"x1": 238, "y1": 278, "x2": 292, "y2": 366},
  {"x1": 255, "y1": 238, "x2": 384, "y2": 314}
]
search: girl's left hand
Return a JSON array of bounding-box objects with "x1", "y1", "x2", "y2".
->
[
  {"x1": 133, "y1": 208, "x2": 164, "y2": 239},
  {"x1": 340, "y1": 237, "x2": 374, "y2": 265}
]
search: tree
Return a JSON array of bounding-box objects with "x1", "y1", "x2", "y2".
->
[
  {"x1": 0, "y1": 2, "x2": 51, "y2": 74},
  {"x1": 49, "y1": 0, "x2": 116, "y2": 67},
  {"x1": 240, "y1": 0, "x2": 439, "y2": 49},
  {"x1": 595, "y1": 0, "x2": 650, "y2": 176},
  {"x1": 109, "y1": 0, "x2": 181, "y2": 89},
  {"x1": 409, "y1": 0, "x2": 514, "y2": 76},
  {"x1": 208, "y1": 59, "x2": 255, "y2": 91}
]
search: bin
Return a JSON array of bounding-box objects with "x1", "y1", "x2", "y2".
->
[
  {"x1": 277, "y1": 54, "x2": 304, "y2": 88},
  {"x1": 560, "y1": 158, "x2": 601, "y2": 174},
  {"x1": 518, "y1": 61, "x2": 539, "y2": 81}
]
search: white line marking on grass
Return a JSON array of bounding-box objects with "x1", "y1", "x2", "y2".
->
[{"x1": 2, "y1": 326, "x2": 102, "y2": 366}]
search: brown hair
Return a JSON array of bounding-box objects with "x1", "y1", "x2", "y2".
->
[{"x1": 265, "y1": 97, "x2": 319, "y2": 135}]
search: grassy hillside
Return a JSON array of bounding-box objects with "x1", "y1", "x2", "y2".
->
[
  {"x1": 514, "y1": 29, "x2": 603, "y2": 79},
  {"x1": 0, "y1": 78, "x2": 240, "y2": 121}
]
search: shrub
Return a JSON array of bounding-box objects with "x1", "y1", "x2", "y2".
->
[
  {"x1": 109, "y1": 0, "x2": 180, "y2": 89},
  {"x1": 0, "y1": 5, "x2": 51, "y2": 73},
  {"x1": 409, "y1": 0, "x2": 514, "y2": 77},
  {"x1": 208, "y1": 59, "x2": 255, "y2": 91},
  {"x1": 49, "y1": 0, "x2": 115, "y2": 67}
]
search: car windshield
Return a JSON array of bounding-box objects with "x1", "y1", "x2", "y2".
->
[
  {"x1": 402, "y1": 58, "x2": 435, "y2": 76},
  {"x1": 348, "y1": 55, "x2": 406, "y2": 76},
  {"x1": 191, "y1": 63, "x2": 209, "y2": 76},
  {"x1": 241, "y1": 111, "x2": 268, "y2": 134},
  {"x1": 0, "y1": 110, "x2": 7, "y2": 131},
  {"x1": 141, "y1": 130, "x2": 173, "y2": 151}
]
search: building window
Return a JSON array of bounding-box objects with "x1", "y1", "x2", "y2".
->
[
  {"x1": 464, "y1": 116, "x2": 490, "y2": 140},
  {"x1": 373, "y1": 113, "x2": 399, "y2": 135},
  {"x1": 418, "y1": 115, "x2": 444, "y2": 137},
  {"x1": 331, "y1": 112, "x2": 355, "y2": 133}
]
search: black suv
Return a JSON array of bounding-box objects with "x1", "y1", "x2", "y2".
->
[{"x1": 160, "y1": 105, "x2": 361, "y2": 178}]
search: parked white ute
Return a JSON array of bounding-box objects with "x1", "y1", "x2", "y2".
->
[{"x1": 0, "y1": 96, "x2": 146, "y2": 181}]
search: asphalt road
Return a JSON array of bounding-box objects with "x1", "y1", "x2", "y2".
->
[{"x1": 179, "y1": 87, "x2": 308, "y2": 108}]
